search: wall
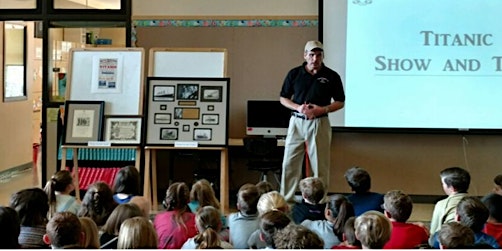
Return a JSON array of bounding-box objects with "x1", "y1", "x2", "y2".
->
[{"x1": 0, "y1": 22, "x2": 34, "y2": 172}]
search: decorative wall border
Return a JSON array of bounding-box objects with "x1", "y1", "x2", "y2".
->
[{"x1": 133, "y1": 18, "x2": 318, "y2": 27}]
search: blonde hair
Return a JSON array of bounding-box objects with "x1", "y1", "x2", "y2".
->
[
  {"x1": 354, "y1": 210, "x2": 392, "y2": 249},
  {"x1": 117, "y1": 216, "x2": 158, "y2": 249},
  {"x1": 129, "y1": 196, "x2": 151, "y2": 218},
  {"x1": 257, "y1": 191, "x2": 288, "y2": 215},
  {"x1": 79, "y1": 217, "x2": 100, "y2": 249},
  {"x1": 190, "y1": 179, "x2": 221, "y2": 210}
]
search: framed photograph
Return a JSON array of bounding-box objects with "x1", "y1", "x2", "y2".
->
[
  {"x1": 202, "y1": 114, "x2": 219, "y2": 125},
  {"x1": 160, "y1": 104, "x2": 167, "y2": 110},
  {"x1": 153, "y1": 85, "x2": 175, "y2": 101},
  {"x1": 183, "y1": 124, "x2": 190, "y2": 132},
  {"x1": 62, "y1": 100, "x2": 105, "y2": 145},
  {"x1": 207, "y1": 105, "x2": 214, "y2": 111},
  {"x1": 104, "y1": 116, "x2": 142, "y2": 144},
  {"x1": 176, "y1": 84, "x2": 199, "y2": 100},
  {"x1": 200, "y1": 86, "x2": 223, "y2": 102},
  {"x1": 154, "y1": 113, "x2": 171, "y2": 124},
  {"x1": 160, "y1": 128, "x2": 178, "y2": 140},
  {"x1": 193, "y1": 128, "x2": 212, "y2": 141}
]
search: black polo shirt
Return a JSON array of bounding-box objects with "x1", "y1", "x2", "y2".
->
[{"x1": 280, "y1": 62, "x2": 345, "y2": 106}]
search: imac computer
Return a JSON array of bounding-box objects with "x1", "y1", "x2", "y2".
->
[{"x1": 246, "y1": 100, "x2": 291, "y2": 138}]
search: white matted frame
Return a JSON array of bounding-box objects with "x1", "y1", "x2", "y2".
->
[
  {"x1": 63, "y1": 100, "x2": 105, "y2": 145},
  {"x1": 145, "y1": 77, "x2": 230, "y2": 146},
  {"x1": 66, "y1": 48, "x2": 145, "y2": 115},
  {"x1": 104, "y1": 115, "x2": 142, "y2": 145}
]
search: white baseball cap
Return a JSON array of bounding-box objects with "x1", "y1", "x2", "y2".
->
[{"x1": 304, "y1": 40, "x2": 323, "y2": 52}]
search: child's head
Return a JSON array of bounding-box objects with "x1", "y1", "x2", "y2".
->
[
  {"x1": 236, "y1": 183, "x2": 260, "y2": 215},
  {"x1": 117, "y1": 216, "x2": 158, "y2": 249},
  {"x1": 382, "y1": 190, "x2": 413, "y2": 222},
  {"x1": 274, "y1": 224, "x2": 324, "y2": 249},
  {"x1": 259, "y1": 210, "x2": 291, "y2": 248},
  {"x1": 190, "y1": 179, "x2": 221, "y2": 210},
  {"x1": 0, "y1": 206, "x2": 20, "y2": 249},
  {"x1": 256, "y1": 181, "x2": 274, "y2": 195},
  {"x1": 354, "y1": 210, "x2": 392, "y2": 249},
  {"x1": 194, "y1": 206, "x2": 223, "y2": 249},
  {"x1": 113, "y1": 165, "x2": 141, "y2": 196},
  {"x1": 438, "y1": 221, "x2": 475, "y2": 249},
  {"x1": 102, "y1": 203, "x2": 143, "y2": 235},
  {"x1": 78, "y1": 217, "x2": 100, "y2": 249},
  {"x1": 326, "y1": 194, "x2": 355, "y2": 240},
  {"x1": 129, "y1": 196, "x2": 151, "y2": 218},
  {"x1": 9, "y1": 187, "x2": 49, "y2": 227},
  {"x1": 439, "y1": 167, "x2": 470, "y2": 194},
  {"x1": 257, "y1": 191, "x2": 289, "y2": 215},
  {"x1": 456, "y1": 196, "x2": 489, "y2": 232},
  {"x1": 492, "y1": 175, "x2": 502, "y2": 195},
  {"x1": 299, "y1": 177, "x2": 325, "y2": 204},
  {"x1": 344, "y1": 166, "x2": 371, "y2": 193},
  {"x1": 342, "y1": 216, "x2": 361, "y2": 247},
  {"x1": 481, "y1": 193, "x2": 502, "y2": 223},
  {"x1": 78, "y1": 181, "x2": 117, "y2": 226},
  {"x1": 44, "y1": 212, "x2": 82, "y2": 248},
  {"x1": 44, "y1": 170, "x2": 74, "y2": 219},
  {"x1": 164, "y1": 182, "x2": 190, "y2": 211}
]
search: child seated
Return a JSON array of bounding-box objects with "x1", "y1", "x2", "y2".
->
[
  {"x1": 228, "y1": 183, "x2": 260, "y2": 248},
  {"x1": 382, "y1": 190, "x2": 429, "y2": 249},
  {"x1": 259, "y1": 210, "x2": 291, "y2": 249},
  {"x1": 274, "y1": 223, "x2": 324, "y2": 249},
  {"x1": 292, "y1": 177, "x2": 327, "y2": 224},
  {"x1": 482, "y1": 193, "x2": 502, "y2": 247},
  {"x1": 431, "y1": 196, "x2": 499, "y2": 248},
  {"x1": 181, "y1": 206, "x2": 233, "y2": 249},
  {"x1": 438, "y1": 222, "x2": 475, "y2": 249},
  {"x1": 301, "y1": 194, "x2": 355, "y2": 248},
  {"x1": 256, "y1": 180, "x2": 275, "y2": 196},
  {"x1": 354, "y1": 210, "x2": 392, "y2": 249},
  {"x1": 331, "y1": 217, "x2": 362, "y2": 249},
  {"x1": 44, "y1": 170, "x2": 80, "y2": 219},
  {"x1": 344, "y1": 166, "x2": 384, "y2": 216},
  {"x1": 429, "y1": 166, "x2": 470, "y2": 238},
  {"x1": 492, "y1": 174, "x2": 502, "y2": 195}
]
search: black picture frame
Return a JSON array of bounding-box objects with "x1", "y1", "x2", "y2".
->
[
  {"x1": 200, "y1": 86, "x2": 223, "y2": 102},
  {"x1": 62, "y1": 100, "x2": 105, "y2": 145}
]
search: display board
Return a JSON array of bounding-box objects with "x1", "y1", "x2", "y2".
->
[
  {"x1": 145, "y1": 77, "x2": 230, "y2": 146},
  {"x1": 149, "y1": 48, "x2": 227, "y2": 77},
  {"x1": 66, "y1": 48, "x2": 145, "y2": 115}
]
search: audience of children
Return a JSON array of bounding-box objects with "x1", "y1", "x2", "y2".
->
[
  {"x1": 481, "y1": 192, "x2": 502, "y2": 247},
  {"x1": 382, "y1": 190, "x2": 429, "y2": 249},
  {"x1": 99, "y1": 203, "x2": 143, "y2": 249},
  {"x1": 429, "y1": 166, "x2": 470, "y2": 237},
  {"x1": 431, "y1": 195, "x2": 499, "y2": 248},
  {"x1": 256, "y1": 180, "x2": 275, "y2": 196},
  {"x1": 10, "y1": 187, "x2": 50, "y2": 248},
  {"x1": 78, "y1": 216, "x2": 100, "y2": 249},
  {"x1": 43, "y1": 212, "x2": 83, "y2": 249},
  {"x1": 77, "y1": 181, "x2": 118, "y2": 227},
  {"x1": 492, "y1": 174, "x2": 502, "y2": 196},
  {"x1": 258, "y1": 210, "x2": 292, "y2": 249},
  {"x1": 117, "y1": 216, "x2": 158, "y2": 249},
  {"x1": 331, "y1": 216, "x2": 362, "y2": 249},
  {"x1": 128, "y1": 195, "x2": 151, "y2": 218},
  {"x1": 227, "y1": 183, "x2": 260, "y2": 248},
  {"x1": 292, "y1": 177, "x2": 327, "y2": 224},
  {"x1": 344, "y1": 166, "x2": 384, "y2": 216},
  {"x1": 437, "y1": 221, "x2": 475, "y2": 249},
  {"x1": 354, "y1": 210, "x2": 392, "y2": 249},
  {"x1": 274, "y1": 223, "x2": 324, "y2": 249},
  {"x1": 44, "y1": 170, "x2": 80, "y2": 219},
  {"x1": 0, "y1": 206, "x2": 21, "y2": 249},
  {"x1": 112, "y1": 165, "x2": 141, "y2": 204},
  {"x1": 154, "y1": 182, "x2": 197, "y2": 249},
  {"x1": 181, "y1": 205, "x2": 233, "y2": 249},
  {"x1": 301, "y1": 194, "x2": 355, "y2": 248}
]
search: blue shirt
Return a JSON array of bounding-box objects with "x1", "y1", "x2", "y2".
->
[{"x1": 346, "y1": 192, "x2": 384, "y2": 216}]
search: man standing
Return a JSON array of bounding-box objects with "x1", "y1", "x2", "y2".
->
[{"x1": 279, "y1": 40, "x2": 345, "y2": 203}]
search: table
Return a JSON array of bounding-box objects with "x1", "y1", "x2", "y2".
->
[
  {"x1": 60, "y1": 145, "x2": 141, "y2": 200},
  {"x1": 143, "y1": 146, "x2": 229, "y2": 214}
]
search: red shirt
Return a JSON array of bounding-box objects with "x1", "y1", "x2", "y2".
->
[
  {"x1": 154, "y1": 210, "x2": 197, "y2": 249},
  {"x1": 383, "y1": 221, "x2": 429, "y2": 249},
  {"x1": 483, "y1": 222, "x2": 502, "y2": 247}
]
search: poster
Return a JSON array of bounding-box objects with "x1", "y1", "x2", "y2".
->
[{"x1": 91, "y1": 55, "x2": 123, "y2": 94}]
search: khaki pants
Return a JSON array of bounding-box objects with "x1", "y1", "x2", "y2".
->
[{"x1": 280, "y1": 116, "x2": 331, "y2": 203}]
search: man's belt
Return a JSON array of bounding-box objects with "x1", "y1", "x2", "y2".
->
[{"x1": 291, "y1": 112, "x2": 327, "y2": 120}]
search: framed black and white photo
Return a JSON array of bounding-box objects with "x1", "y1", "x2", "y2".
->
[
  {"x1": 200, "y1": 86, "x2": 223, "y2": 102},
  {"x1": 104, "y1": 115, "x2": 142, "y2": 144},
  {"x1": 176, "y1": 84, "x2": 199, "y2": 100},
  {"x1": 193, "y1": 128, "x2": 212, "y2": 141},
  {"x1": 154, "y1": 113, "x2": 171, "y2": 124},
  {"x1": 62, "y1": 100, "x2": 105, "y2": 145},
  {"x1": 202, "y1": 114, "x2": 219, "y2": 125},
  {"x1": 145, "y1": 77, "x2": 229, "y2": 146},
  {"x1": 153, "y1": 85, "x2": 175, "y2": 101},
  {"x1": 160, "y1": 128, "x2": 178, "y2": 140}
]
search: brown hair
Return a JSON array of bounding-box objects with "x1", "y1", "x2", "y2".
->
[
  {"x1": 190, "y1": 179, "x2": 221, "y2": 210},
  {"x1": 117, "y1": 216, "x2": 158, "y2": 249},
  {"x1": 194, "y1": 206, "x2": 223, "y2": 249},
  {"x1": 274, "y1": 224, "x2": 324, "y2": 249},
  {"x1": 354, "y1": 211, "x2": 392, "y2": 249},
  {"x1": 77, "y1": 181, "x2": 117, "y2": 226},
  {"x1": 236, "y1": 183, "x2": 260, "y2": 215},
  {"x1": 46, "y1": 212, "x2": 82, "y2": 248},
  {"x1": 9, "y1": 187, "x2": 49, "y2": 227},
  {"x1": 299, "y1": 177, "x2": 325, "y2": 203},
  {"x1": 44, "y1": 170, "x2": 73, "y2": 219},
  {"x1": 438, "y1": 222, "x2": 475, "y2": 249},
  {"x1": 164, "y1": 182, "x2": 191, "y2": 226},
  {"x1": 327, "y1": 194, "x2": 355, "y2": 240},
  {"x1": 113, "y1": 165, "x2": 140, "y2": 196},
  {"x1": 102, "y1": 203, "x2": 143, "y2": 235},
  {"x1": 259, "y1": 210, "x2": 291, "y2": 248},
  {"x1": 383, "y1": 190, "x2": 413, "y2": 222}
]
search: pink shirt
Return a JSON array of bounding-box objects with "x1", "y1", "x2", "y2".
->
[{"x1": 154, "y1": 210, "x2": 197, "y2": 249}]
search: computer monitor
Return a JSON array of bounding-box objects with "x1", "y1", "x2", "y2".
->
[{"x1": 246, "y1": 100, "x2": 291, "y2": 138}]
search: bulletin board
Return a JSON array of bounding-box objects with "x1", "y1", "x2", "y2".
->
[
  {"x1": 145, "y1": 77, "x2": 230, "y2": 146},
  {"x1": 66, "y1": 48, "x2": 145, "y2": 115},
  {"x1": 148, "y1": 48, "x2": 227, "y2": 77}
]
